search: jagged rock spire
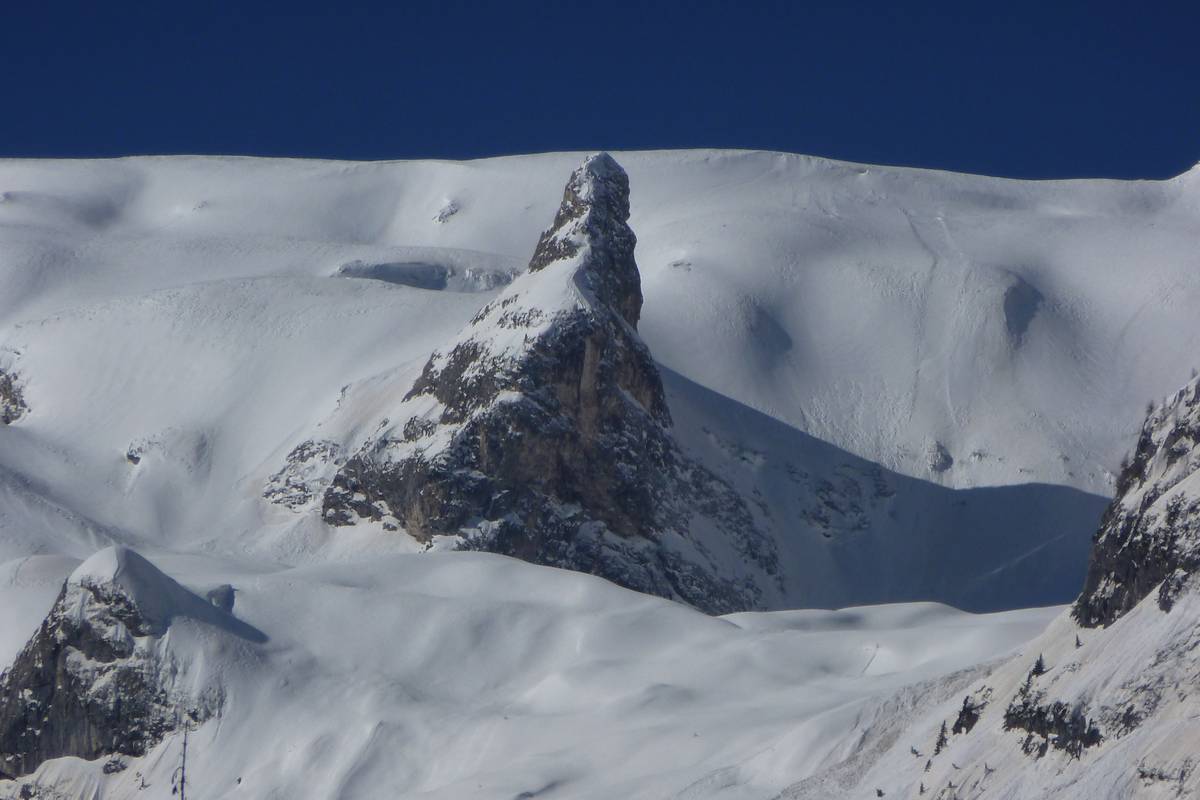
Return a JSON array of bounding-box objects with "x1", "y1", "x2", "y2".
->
[
  {"x1": 309, "y1": 153, "x2": 777, "y2": 613},
  {"x1": 400, "y1": 151, "x2": 667, "y2": 427},
  {"x1": 529, "y1": 152, "x2": 643, "y2": 328}
]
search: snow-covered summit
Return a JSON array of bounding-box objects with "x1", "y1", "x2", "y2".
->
[
  {"x1": 66, "y1": 545, "x2": 237, "y2": 636},
  {"x1": 0, "y1": 546, "x2": 256, "y2": 781},
  {"x1": 527, "y1": 152, "x2": 642, "y2": 326}
]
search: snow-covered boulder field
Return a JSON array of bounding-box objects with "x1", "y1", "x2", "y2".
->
[{"x1": 2, "y1": 149, "x2": 1200, "y2": 797}]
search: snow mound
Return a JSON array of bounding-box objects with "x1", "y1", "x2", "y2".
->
[{"x1": 68, "y1": 545, "x2": 263, "y2": 641}]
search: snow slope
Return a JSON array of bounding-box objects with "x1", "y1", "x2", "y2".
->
[
  {"x1": 783, "y1": 590, "x2": 1200, "y2": 800},
  {"x1": 780, "y1": 376, "x2": 1200, "y2": 799},
  {"x1": 1, "y1": 547, "x2": 1060, "y2": 800}
]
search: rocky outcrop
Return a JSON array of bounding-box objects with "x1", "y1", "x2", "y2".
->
[
  {"x1": 313, "y1": 154, "x2": 778, "y2": 613},
  {"x1": 1074, "y1": 379, "x2": 1200, "y2": 627},
  {"x1": 0, "y1": 369, "x2": 26, "y2": 425},
  {"x1": 1001, "y1": 664, "x2": 1103, "y2": 759},
  {"x1": 0, "y1": 547, "x2": 258, "y2": 780},
  {"x1": 264, "y1": 439, "x2": 343, "y2": 511}
]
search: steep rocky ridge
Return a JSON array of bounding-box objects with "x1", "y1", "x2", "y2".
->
[{"x1": 1074, "y1": 379, "x2": 1200, "y2": 627}]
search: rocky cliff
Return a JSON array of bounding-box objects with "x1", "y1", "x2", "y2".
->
[
  {"x1": 0, "y1": 547, "x2": 259, "y2": 781},
  {"x1": 1074, "y1": 379, "x2": 1200, "y2": 627}
]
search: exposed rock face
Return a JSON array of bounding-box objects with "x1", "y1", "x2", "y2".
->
[
  {"x1": 315, "y1": 154, "x2": 778, "y2": 613},
  {"x1": 264, "y1": 439, "x2": 343, "y2": 511},
  {"x1": 0, "y1": 547, "x2": 251, "y2": 780},
  {"x1": 525, "y1": 151, "x2": 642, "y2": 327},
  {"x1": 0, "y1": 369, "x2": 27, "y2": 425},
  {"x1": 1074, "y1": 379, "x2": 1200, "y2": 627}
]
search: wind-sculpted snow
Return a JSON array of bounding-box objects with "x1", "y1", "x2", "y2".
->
[{"x1": 0, "y1": 149, "x2": 1194, "y2": 583}]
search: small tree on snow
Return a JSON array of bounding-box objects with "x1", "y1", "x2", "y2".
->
[
  {"x1": 1031, "y1": 654, "x2": 1047, "y2": 676},
  {"x1": 934, "y1": 721, "x2": 948, "y2": 755}
]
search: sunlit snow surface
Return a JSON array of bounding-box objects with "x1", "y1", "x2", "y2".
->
[
  {"x1": 1, "y1": 150, "x2": 1199, "y2": 796},
  {"x1": 5, "y1": 549, "x2": 1060, "y2": 799}
]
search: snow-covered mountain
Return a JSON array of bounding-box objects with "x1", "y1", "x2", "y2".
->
[
  {"x1": 294, "y1": 153, "x2": 778, "y2": 614},
  {"x1": 0, "y1": 546, "x2": 260, "y2": 781},
  {"x1": 9, "y1": 149, "x2": 1199, "y2": 609},
  {"x1": 2, "y1": 148, "x2": 1200, "y2": 797}
]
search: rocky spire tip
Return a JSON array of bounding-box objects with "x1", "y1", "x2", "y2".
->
[
  {"x1": 529, "y1": 153, "x2": 632, "y2": 264},
  {"x1": 526, "y1": 153, "x2": 641, "y2": 326}
]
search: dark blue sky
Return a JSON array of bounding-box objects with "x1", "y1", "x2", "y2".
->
[{"x1": 4, "y1": 1, "x2": 1196, "y2": 179}]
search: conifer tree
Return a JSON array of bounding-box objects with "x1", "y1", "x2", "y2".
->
[{"x1": 934, "y1": 721, "x2": 948, "y2": 755}]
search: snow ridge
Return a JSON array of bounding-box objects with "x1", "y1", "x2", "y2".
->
[{"x1": 0, "y1": 547, "x2": 261, "y2": 781}]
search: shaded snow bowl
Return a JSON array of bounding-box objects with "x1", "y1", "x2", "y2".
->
[{"x1": 1003, "y1": 277, "x2": 1044, "y2": 345}]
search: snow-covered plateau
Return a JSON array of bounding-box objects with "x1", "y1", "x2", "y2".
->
[{"x1": 1, "y1": 149, "x2": 1199, "y2": 798}]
